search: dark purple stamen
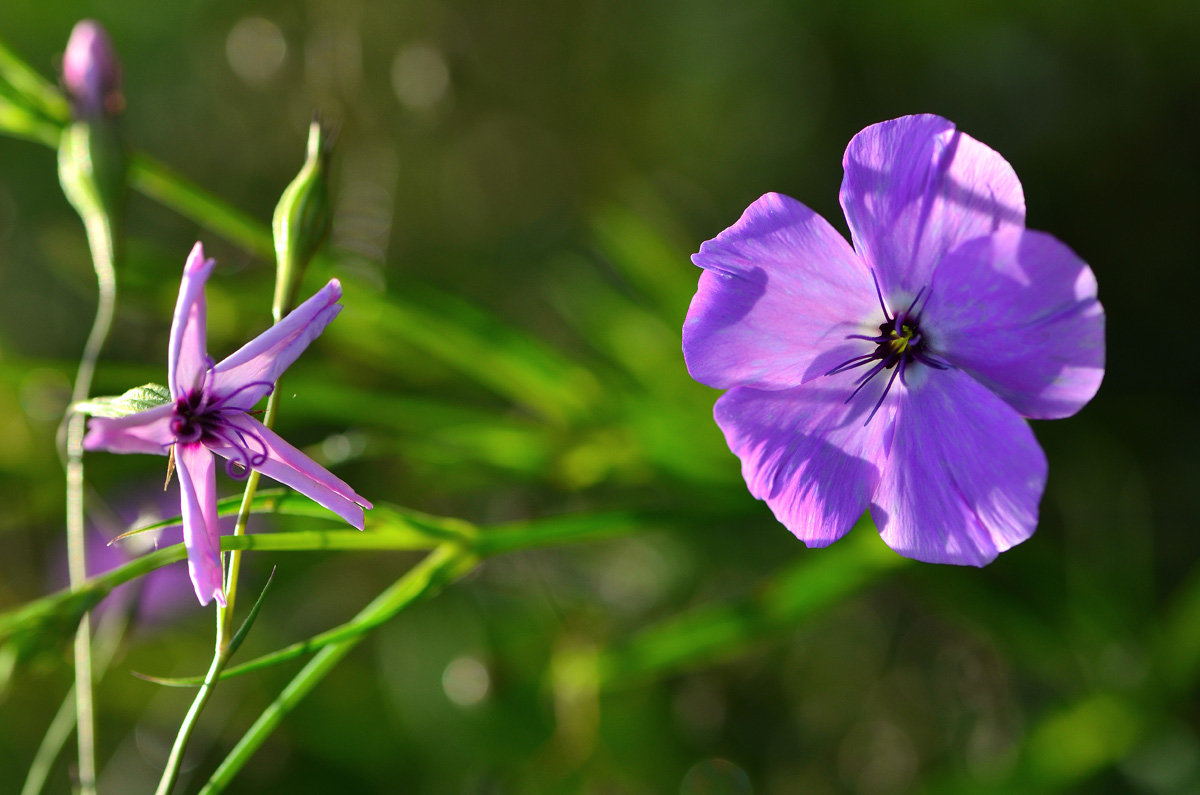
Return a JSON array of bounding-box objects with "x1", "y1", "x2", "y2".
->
[
  {"x1": 824, "y1": 271, "x2": 948, "y2": 425},
  {"x1": 170, "y1": 372, "x2": 275, "y2": 477}
]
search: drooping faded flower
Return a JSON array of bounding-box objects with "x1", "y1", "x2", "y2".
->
[
  {"x1": 85, "y1": 243, "x2": 372, "y2": 605},
  {"x1": 683, "y1": 114, "x2": 1104, "y2": 565}
]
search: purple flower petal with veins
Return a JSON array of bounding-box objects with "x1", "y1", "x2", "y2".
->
[
  {"x1": 85, "y1": 242, "x2": 372, "y2": 605},
  {"x1": 684, "y1": 114, "x2": 1105, "y2": 565}
]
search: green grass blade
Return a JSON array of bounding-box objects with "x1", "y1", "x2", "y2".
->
[
  {"x1": 0, "y1": 38, "x2": 70, "y2": 123},
  {"x1": 197, "y1": 544, "x2": 475, "y2": 794},
  {"x1": 595, "y1": 522, "x2": 906, "y2": 687},
  {"x1": 127, "y1": 153, "x2": 273, "y2": 258},
  {"x1": 474, "y1": 509, "x2": 666, "y2": 556},
  {"x1": 113, "y1": 489, "x2": 476, "y2": 545},
  {"x1": 336, "y1": 283, "x2": 599, "y2": 424}
]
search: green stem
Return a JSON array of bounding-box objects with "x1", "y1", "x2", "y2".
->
[
  {"x1": 198, "y1": 545, "x2": 474, "y2": 794},
  {"x1": 63, "y1": 211, "x2": 117, "y2": 795},
  {"x1": 0, "y1": 39, "x2": 70, "y2": 124},
  {"x1": 22, "y1": 688, "x2": 76, "y2": 795},
  {"x1": 0, "y1": 512, "x2": 647, "y2": 651},
  {"x1": 221, "y1": 388, "x2": 280, "y2": 638},
  {"x1": 172, "y1": 182, "x2": 304, "y2": 784},
  {"x1": 127, "y1": 154, "x2": 272, "y2": 259},
  {"x1": 155, "y1": 608, "x2": 229, "y2": 795},
  {"x1": 22, "y1": 597, "x2": 131, "y2": 795}
]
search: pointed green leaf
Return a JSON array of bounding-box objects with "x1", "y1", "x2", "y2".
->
[{"x1": 75, "y1": 382, "x2": 169, "y2": 419}]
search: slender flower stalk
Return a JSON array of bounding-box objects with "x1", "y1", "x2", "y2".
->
[
  {"x1": 141, "y1": 125, "x2": 342, "y2": 792},
  {"x1": 57, "y1": 20, "x2": 125, "y2": 794},
  {"x1": 223, "y1": 119, "x2": 334, "y2": 622}
]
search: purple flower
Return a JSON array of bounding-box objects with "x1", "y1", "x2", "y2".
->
[
  {"x1": 62, "y1": 20, "x2": 123, "y2": 119},
  {"x1": 84, "y1": 243, "x2": 372, "y2": 605},
  {"x1": 683, "y1": 114, "x2": 1105, "y2": 565}
]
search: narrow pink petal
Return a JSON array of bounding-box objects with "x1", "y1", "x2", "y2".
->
[
  {"x1": 713, "y1": 369, "x2": 896, "y2": 547},
  {"x1": 925, "y1": 229, "x2": 1105, "y2": 419},
  {"x1": 174, "y1": 442, "x2": 227, "y2": 607},
  {"x1": 209, "y1": 414, "x2": 371, "y2": 528},
  {"x1": 871, "y1": 368, "x2": 1046, "y2": 566},
  {"x1": 209, "y1": 280, "x2": 343, "y2": 409},
  {"x1": 839, "y1": 114, "x2": 1025, "y2": 301},
  {"x1": 684, "y1": 192, "x2": 879, "y2": 391},
  {"x1": 82, "y1": 403, "x2": 175, "y2": 455},
  {"x1": 168, "y1": 243, "x2": 216, "y2": 398}
]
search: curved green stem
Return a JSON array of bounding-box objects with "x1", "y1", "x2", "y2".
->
[
  {"x1": 63, "y1": 212, "x2": 117, "y2": 795},
  {"x1": 22, "y1": 595, "x2": 131, "y2": 795},
  {"x1": 155, "y1": 608, "x2": 229, "y2": 795},
  {"x1": 198, "y1": 544, "x2": 474, "y2": 794}
]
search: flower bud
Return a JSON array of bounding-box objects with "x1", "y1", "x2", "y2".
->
[
  {"x1": 272, "y1": 119, "x2": 334, "y2": 320},
  {"x1": 62, "y1": 20, "x2": 123, "y2": 120}
]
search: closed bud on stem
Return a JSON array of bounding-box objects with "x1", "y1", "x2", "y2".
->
[
  {"x1": 58, "y1": 21, "x2": 126, "y2": 239},
  {"x1": 62, "y1": 20, "x2": 123, "y2": 121},
  {"x1": 272, "y1": 119, "x2": 334, "y2": 321}
]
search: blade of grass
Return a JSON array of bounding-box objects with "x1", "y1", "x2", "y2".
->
[
  {"x1": 197, "y1": 543, "x2": 475, "y2": 794},
  {"x1": 112, "y1": 489, "x2": 475, "y2": 544},
  {"x1": 0, "y1": 38, "x2": 70, "y2": 123},
  {"x1": 595, "y1": 521, "x2": 906, "y2": 687},
  {"x1": 137, "y1": 510, "x2": 663, "y2": 686}
]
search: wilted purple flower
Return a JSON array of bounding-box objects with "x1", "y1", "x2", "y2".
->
[
  {"x1": 683, "y1": 114, "x2": 1105, "y2": 565},
  {"x1": 62, "y1": 20, "x2": 123, "y2": 119},
  {"x1": 85, "y1": 243, "x2": 372, "y2": 605}
]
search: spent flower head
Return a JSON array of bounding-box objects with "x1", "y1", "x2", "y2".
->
[
  {"x1": 84, "y1": 243, "x2": 372, "y2": 605},
  {"x1": 683, "y1": 114, "x2": 1105, "y2": 565}
]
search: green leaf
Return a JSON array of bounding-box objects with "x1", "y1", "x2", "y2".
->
[
  {"x1": 594, "y1": 521, "x2": 907, "y2": 688},
  {"x1": 74, "y1": 382, "x2": 169, "y2": 419},
  {"x1": 225, "y1": 567, "x2": 277, "y2": 659},
  {"x1": 111, "y1": 489, "x2": 476, "y2": 545},
  {"x1": 198, "y1": 545, "x2": 476, "y2": 793}
]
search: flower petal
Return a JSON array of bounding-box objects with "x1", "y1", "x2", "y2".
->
[
  {"x1": 168, "y1": 242, "x2": 216, "y2": 398},
  {"x1": 870, "y1": 368, "x2": 1046, "y2": 566},
  {"x1": 82, "y1": 403, "x2": 175, "y2": 455},
  {"x1": 713, "y1": 370, "x2": 896, "y2": 547},
  {"x1": 174, "y1": 442, "x2": 227, "y2": 606},
  {"x1": 209, "y1": 280, "x2": 343, "y2": 409},
  {"x1": 684, "y1": 192, "x2": 879, "y2": 391},
  {"x1": 210, "y1": 414, "x2": 371, "y2": 528},
  {"x1": 925, "y1": 229, "x2": 1105, "y2": 419},
  {"x1": 840, "y1": 114, "x2": 1025, "y2": 300}
]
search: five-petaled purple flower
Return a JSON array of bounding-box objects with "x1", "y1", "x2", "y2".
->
[
  {"x1": 85, "y1": 243, "x2": 372, "y2": 605},
  {"x1": 683, "y1": 114, "x2": 1105, "y2": 565}
]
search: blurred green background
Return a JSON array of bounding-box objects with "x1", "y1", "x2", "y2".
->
[{"x1": 0, "y1": 0, "x2": 1191, "y2": 792}]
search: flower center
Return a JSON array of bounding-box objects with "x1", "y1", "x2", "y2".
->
[
  {"x1": 825, "y1": 271, "x2": 948, "y2": 424},
  {"x1": 168, "y1": 377, "x2": 276, "y2": 479},
  {"x1": 170, "y1": 391, "x2": 220, "y2": 444}
]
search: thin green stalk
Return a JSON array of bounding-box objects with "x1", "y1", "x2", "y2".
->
[
  {"x1": 127, "y1": 154, "x2": 272, "y2": 260},
  {"x1": 221, "y1": 388, "x2": 280, "y2": 637},
  {"x1": 0, "y1": 39, "x2": 70, "y2": 123},
  {"x1": 63, "y1": 210, "x2": 117, "y2": 795},
  {"x1": 170, "y1": 146, "x2": 313, "y2": 786},
  {"x1": 0, "y1": 528, "x2": 459, "y2": 648},
  {"x1": 198, "y1": 545, "x2": 474, "y2": 794},
  {"x1": 155, "y1": 608, "x2": 229, "y2": 795},
  {"x1": 22, "y1": 689, "x2": 76, "y2": 795},
  {"x1": 22, "y1": 596, "x2": 131, "y2": 795}
]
